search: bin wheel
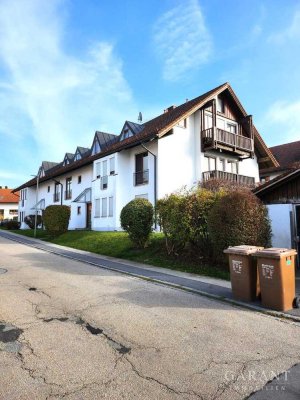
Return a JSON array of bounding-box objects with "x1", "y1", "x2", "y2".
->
[{"x1": 294, "y1": 296, "x2": 300, "y2": 309}]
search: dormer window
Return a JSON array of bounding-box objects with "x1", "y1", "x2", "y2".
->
[
  {"x1": 74, "y1": 152, "x2": 81, "y2": 161},
  {"x1": 39, "y1": 168, "x2": 45, "y2": 178},
  {"x1": 63, "y1": 158, "x2": 69, "y2": 166},
  {"x1": 92, "y1": 139, "x2": 101, "y2": 155}
]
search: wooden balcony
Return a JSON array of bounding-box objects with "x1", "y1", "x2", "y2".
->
[
  {"x1": 201, "y1": 127, "x2": 254, "y2": 157},
  {"x1": 202, "y1": 170, "x2": 255, "y2": 187}
]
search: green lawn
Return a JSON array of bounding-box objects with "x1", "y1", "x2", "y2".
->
[{"x1": 6, "y1": 229, "x2": 230, "y2": 280}]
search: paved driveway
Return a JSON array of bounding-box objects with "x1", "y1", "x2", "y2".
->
[{"x1": 0, "y1": 235, "x2": 300, "y2": 400}]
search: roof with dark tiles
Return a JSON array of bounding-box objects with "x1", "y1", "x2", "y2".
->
[{"x1": 13, "y1": 82, "x2": 277, "y2": 192}]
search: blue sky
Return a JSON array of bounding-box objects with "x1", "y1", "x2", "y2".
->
[{"x1": 0, "y1": 0, "x2": 299, "y2": 187}]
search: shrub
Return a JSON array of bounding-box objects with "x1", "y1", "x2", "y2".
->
[
  {"x1": 43, "y1": 205, "x2": 70, "y2": 236},
  {"x1": 208, "y1": 189, "x2": 271, "y2": 262},
  {"x1": 24, "y1": 214, "x2": 43, "y2": 229},
  {"x1": 0, "y1": 219, "x2": 20, "y2": 230},
  {"x1": 156, "y1": 193, "x2": 190, "y2": 255},
  {"x1": 120, "y1": 198, "x2": 153, "y2": 248},
  {"x1": 185, "y1": 188, "x2": 221, "y2": 256}
]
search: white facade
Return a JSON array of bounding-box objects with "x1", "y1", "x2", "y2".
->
[
  {"x1": 0, "y1": 203, "x2": 18, "y2": 220},
  {"x1": 18, "y1": 90, "x2": 264, "y2": 232}
]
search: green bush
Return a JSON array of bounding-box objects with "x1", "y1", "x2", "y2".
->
[
  {"x1": 120, "y1": 198, "x2": 153, "y2": 248},
  {"x1": 0, "y1": 219, "x2": 20, "y2": 230},
  {"x1": 185, "y1": 188, "x2": 222, "y2": 256},
  {"x1": 156, "y1": 193, "x2": 189, "y2": 255},
  {"x1": 24, "y1": 214, "x2": 43, "y2": 229},
  {"x1": 208, "y1": 189, "x2": 271, "y2": 262},
  {"x1": 156, "y1": 188, "x2": 222, "y2": 257},
  {"x1": 43, "y1": 205, "x2": 70, "y2": 236}
]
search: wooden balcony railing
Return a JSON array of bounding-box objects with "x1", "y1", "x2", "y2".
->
[
  {"x1": 201, "y1": 127, "x2": 253, "y2": 153},
  {"x1": 202, "y1": 170, "x2": 255, "y2": 187}
]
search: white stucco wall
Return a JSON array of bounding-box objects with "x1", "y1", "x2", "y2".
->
[
  {"x1": 267, "y1": 204, "x2": 293, "y2": 248},
  {"x1": 0, "y1": 203, "x2": 18, "y2": 220}
]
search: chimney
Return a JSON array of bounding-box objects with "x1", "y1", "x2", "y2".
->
[{"x1": 164, "y1": 105, "x2": 176, "y2": 113}]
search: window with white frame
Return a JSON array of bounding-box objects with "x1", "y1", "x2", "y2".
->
[
  {"x1": 95, "y1": 162, "x2": 101, "y2": 179},
  {"x1": 94, "y1": 199, "x2": 100, "y2": 217},
  {"x1": 205, "y1": 156, "x2": 216, "y2": 172},
  {"x1": 108, "y1": 197, "x2": 113, "y2": 217},
  {"x1": 217, "y1": 118, "x2": 225, "y2": 130},
  {"x1": 101, "y1": 198, "x2": 107, "y2": 217},
  {"x1": 109, "y1": 157, "x2": 115, "y2": 175},
  {"x1": 205, "y1": 114, "x2": 212, "y2": 129},
  {"x1": 92, "y1": 139, "x2": 101, "y2": 155},
  {"x1": 229, "y1": 161, "x2": 239, "y2": 174},
  {"x1": 227, "y1": 123, "x2": 237, "y2": 134},
  {"x1": 101, "y1": 160, "x2": 108, "y2": 189}
]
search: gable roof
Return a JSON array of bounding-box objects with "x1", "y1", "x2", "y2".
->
[
  {"x1": 95, "y1": 131, "x2": 118, "y2": 148},
  {"x1": 77, "y1": 147, "x2": 90, "y2": 156},
  {"x1": 253, "y1": 163, "x2": 300, "y2": 202},
  {"x1": 0, "y1": 188, "x2": 19, "y2": 203},
  {"x1": 270, "y1": 140, "x2": 300, "y2": 167},
  {"x1": 13, "y1": 82, "x2": 277, "y2": 192},
  {"x1": 42, "y1": 161, "x2": 59, "y2": 171}
]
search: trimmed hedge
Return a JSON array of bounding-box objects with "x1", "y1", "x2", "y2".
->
[
  {"x1": 0, "y1": 219, "x2": 20, "y2": 230},
  {"x1": 120, "y1": 198, "x2": 153, "y2": 248},
  {"x1": 208, "y1": 189, "x2": 271, "y2": 262},
  {"x1": 156, "y1": 188, "x2": 222, "y2": 256},
  {"x1": 43, "y1": 205, "x2": 70, "y2": 236}
]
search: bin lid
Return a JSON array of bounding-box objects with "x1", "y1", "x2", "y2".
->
[
  {"x1": 255, "y1": 248, "x2": 298, "y2": 259},
  {"x1": 224, "y1": 245, "x2": 264, "y2": 255}
]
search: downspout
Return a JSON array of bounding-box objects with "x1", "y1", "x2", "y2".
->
[{"x1": 141, "y1": 142, "x2": 157, "y2": 230}]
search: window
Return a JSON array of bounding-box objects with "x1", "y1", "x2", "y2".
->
[
  {"x1": 9, "y1": 209, "x2": 18, "y2": 215},
  {"x1": 78, "y1": 175, "x2": 82, "y2": 184},
  {"x1": 65, "y1": 177, "x2": 72, "y2": 200},
  {"x1": 217, "y1": 97, "x2": 225, "y2": 113},
  {"x1": 77, "y1": 206, "x2": 81, "y2": 215},
  {"x1": 47, "y1": 186, "x2": 50, "y2": 193},
  {"x1": 230, "y1": 161, "x2": 239, "y2": 174},
  {"x1": 74, "y1": 152, "x2": 81, "y2": 161},
  {"x1": 227, "y1": 123, "x2": 237, "y2": 134},
  {"x1": 220, "y1": 158, "x2": 226, "y2": 172},
  {"x1": 94, "y1": 199, "x2": 100, "y2": 217},
  {"x1": 109, "y1": 157, "x2": 115, "y2": 175},
  {"x1": 134, "y1": 152, "x2": 149, "y2": 185},
  {"x1": 205, "y1": 114, "x2": 212, "y2": 129},
  {"x1": 101, "y1": 160, "x2": 108, "y2": 189},
  {"x1": 205, "y1": 156, "x2": 216, "y2": 172},
  {"x1": 217, "y1": 118, "x2": 225, "y2": 130},
  {"x1": 54, "y1": 183, "x2": 60, "y2": 203},
  {"x1": 92, "y1": 139, "x2": 101, "y2": 155},
  {"x1": 108, "y1": 197, "x2": 113, "y2": 217},
  {"x1": 95, "y1": 162, "x2": 101, "y2": 179},
  {"x1": 101, "y1": 198, "x2": 107, "y2": 217}
]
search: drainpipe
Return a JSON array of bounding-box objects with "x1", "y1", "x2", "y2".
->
[{"x1": 141, "y1": 142, "x2": 157, "y2": 230}]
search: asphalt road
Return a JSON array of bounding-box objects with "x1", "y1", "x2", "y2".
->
[{"x1": 1, "y1": 235, "x2": 300, "y2": 400}]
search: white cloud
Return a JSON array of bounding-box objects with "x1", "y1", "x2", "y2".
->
[
  {"x1": 268, "y1": 9, "x2": 300, "y2": 44},
  {"x1": 0, "y1": 0, "x2": 136, "y2": 174},
  {"x1": 264, "y1": 100, "x2": 300, "y2": 144},
  {"x1": 153, "y1": 0, "x2": 212, "y2": 81}
]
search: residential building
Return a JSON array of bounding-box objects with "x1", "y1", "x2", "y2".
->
[
  {"x1": 260, "y1": 140, "x2": 300, "y2": 182},
  {"x1": 254, "y1": 165, "x2": 300, "y2": 266},
  {"x1": 13, "y1": 82, "x2": 277, "y2": 231},
  {"x1": 0, "y1": 187, "x2": 19, "y2": 221}
]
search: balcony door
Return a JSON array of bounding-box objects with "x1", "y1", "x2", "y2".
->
[{"x1": 135, "y1": 152, "x2": 148, "y2": 185}]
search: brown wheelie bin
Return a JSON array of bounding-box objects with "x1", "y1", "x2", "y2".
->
[
  {"x1": 255, "y1": 248, "x2": 297, "y2": 311},
  {"x1": 224, "y1": 245, "x2": 263, "y2": 302}
]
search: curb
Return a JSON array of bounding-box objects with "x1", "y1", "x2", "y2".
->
[{"x1": 1, "y1": 231, "x2": 300, "y2": 324}]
